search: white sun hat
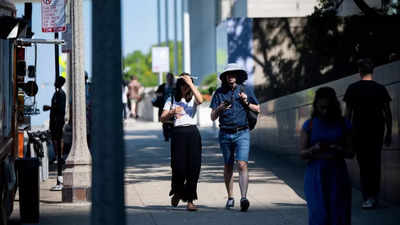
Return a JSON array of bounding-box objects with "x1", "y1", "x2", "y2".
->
[{"x1": 219, "y1": 63, "x2": 248, "y2": 84}]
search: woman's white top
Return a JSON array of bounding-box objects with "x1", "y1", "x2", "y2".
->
[
  {"x1": 163, "y1": 96, "x2": 198, "y2": 127},
  {"x1": 122, "y1": 86, "x2": 128, "y2": 103}
]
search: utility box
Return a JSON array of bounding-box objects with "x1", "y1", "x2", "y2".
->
[{"x1": 16, "y1": 158, "x2": 40, "y2": 223}]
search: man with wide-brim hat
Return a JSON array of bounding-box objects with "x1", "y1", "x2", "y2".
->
[
  {"x1": 218, "y1": 63, "x2": 248, "y2": 84},
  {"x1": 210, "y1": 63, "x2": 260, "y2": 212}
]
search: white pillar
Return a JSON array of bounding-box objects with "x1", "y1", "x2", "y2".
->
[{"x1": 62, "y1": 0, "x2": 92, "y2": 202}]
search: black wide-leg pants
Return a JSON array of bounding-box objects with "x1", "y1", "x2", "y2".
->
[{"x1": 169, "y1": 125, "x2": 202, "y2": 202}]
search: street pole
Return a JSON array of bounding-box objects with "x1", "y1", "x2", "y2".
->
[
  {"x1": 158, "y1": 0, "x2": 162, "y2": 85},
  {"x1": 54, "y1": 32, "x2": 59, "y2": 80},
  {"x1": 157, "y1": 0, "x2": 161, "y2": 46},
  {"x1": 181, "y1": 0, "x2": 185, "y2": 73},
  {"x1": 183, "y1": 0, "x2": 191, "y2": 74},
  {"x1": 92, "y1": 0, "x2": 125, "y2": 224},
  {"x1": 165, "y1": 0, "x2": 169, "y2": 46},
  {"x1": 62, "y1": 0, "x2": 92, "y2": 202},
  {"x1": 174, "y1": 0, "x2": 178, "y2": 74}
]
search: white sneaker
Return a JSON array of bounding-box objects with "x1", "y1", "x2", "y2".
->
[
  {"x1": 57, "y1": 176, "x2": 63, "y2": 184},
  {"x1": 50, "y1": 184, "x2": 63, "y2": 191}
]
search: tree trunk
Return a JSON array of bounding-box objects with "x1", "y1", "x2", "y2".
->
[{"x1": 353, "y1": 0, "x2": 381, "y2": 16}]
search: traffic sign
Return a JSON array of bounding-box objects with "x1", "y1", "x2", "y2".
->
[
  {"x1": 41, "y1": 0, "x2": 66, "y2": 33},
  {"x1": 152, "y1": 47, "x2": 170, "y2": 73}
]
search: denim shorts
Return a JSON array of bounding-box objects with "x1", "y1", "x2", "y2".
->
[{"x1": 219, "y1": 129, "x2": 250, "y2": 165}]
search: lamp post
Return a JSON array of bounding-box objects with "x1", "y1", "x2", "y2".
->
[{"x1": 62, "y1": 0, "x2": 91, "y2": 202}]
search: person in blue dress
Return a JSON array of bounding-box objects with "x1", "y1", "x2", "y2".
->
[{"x1": 299, "y1": 87, "x2": 354, "y2": 225}]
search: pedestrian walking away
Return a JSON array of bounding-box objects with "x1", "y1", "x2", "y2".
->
[
  {"x1": 122, "y1": 80, "x2": 129, "y2": 120},
  {"x1": 155, "y1": 72, "x2": 175, "y2": 141},
  {"x1": 44, "y1": 76, "x2": 66, "y2": 191},
  {"x1": 160, "y1": 73, "x2": 203, "y2": 211},
  {"x1": 128, "y1": 75, "x2": 143, "y2": 118},
  {"x1": 343, "y1": 58, "x2": 393, "y2": 209},
  {"x1": 210, "y1": 63, "x2": 260, "y2": 212},
  {"x1": 300, "y1": 87, "x2": 354, "y2": 225}
]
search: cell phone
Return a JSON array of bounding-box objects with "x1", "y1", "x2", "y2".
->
[{"x1": 223, "y1": 100, "x2": 232, "y2": 107}]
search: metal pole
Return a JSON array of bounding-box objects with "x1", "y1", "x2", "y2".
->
[
  {"x1": 55, "y1": 32, "x2": 59, "y2": 80},
  {"x1": 165, "y1": 0, "x2": 169, "y2": 46},
  {"x1": 92, "y1": 0, "x2": 125, "y2": 224},
  {"x1": 181, "y1": 0, "x2": 185, "y2": 72},
  {"x1": 159, "y1": 72, "x2": 163, "y2": 85},
  {"x1": 174, "y1": 0, "x2": 178, "y2": 74},
  {"x1": 157, "y1": 0, "x2": 161, "y2": 46},
  {"x1": 183, "y1": 0, "x2": 191, "y2": 74}
]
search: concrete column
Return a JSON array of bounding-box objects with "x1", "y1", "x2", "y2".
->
[
  {"x1": 62, "y1": 0, "x2": 92, "y2": 202},
  {"x1": 91, "y1": 0, "x2": 125, "y2": 225}
]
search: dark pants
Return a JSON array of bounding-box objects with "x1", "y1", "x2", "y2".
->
[
  {"x1": 170, "y1": 126, "x2": 202, "y2": 202},
  {"x1": 122, "y1": 103, "x2": 127, "y2": 119},
  {"x1": 354, "y1": 129, "x2": 384, "y2": 200},
  {"x1": 162, "y1": 123, "x2": 173, "y2": 141},
  {"x1": 52, "y1": 138, "x2": 63, "y2": 184}
]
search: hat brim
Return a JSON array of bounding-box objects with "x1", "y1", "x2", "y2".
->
[{"x1": 219, "y1": 70, "x2": 248, "y2": 84}]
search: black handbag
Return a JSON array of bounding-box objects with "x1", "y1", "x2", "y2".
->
[
  {"x1": 152, "y1": 95, "x2": 163, "y2": 108},
  {"x1": 240, "y1": 85, "x2": 258, "y2": 130},
  {"x1": 247, "y1": 109, "x2": 258, "y2": 130}
]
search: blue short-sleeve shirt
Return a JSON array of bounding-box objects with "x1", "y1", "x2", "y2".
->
[{"x1": 210, "y1": 85, "x2": 259, "y2": 129}]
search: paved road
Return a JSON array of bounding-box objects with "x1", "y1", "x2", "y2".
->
[{"x1": 9, "y1": 119, "x2": 400, "y2": 225}]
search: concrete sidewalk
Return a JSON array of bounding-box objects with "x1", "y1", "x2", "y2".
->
[{"x1": 9, "y1": 119, "x2": 400, "y2": 225}]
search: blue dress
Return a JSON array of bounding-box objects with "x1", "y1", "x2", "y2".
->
[{"x1": 302, "y1": 118, "x2": 352, "y2": 225}]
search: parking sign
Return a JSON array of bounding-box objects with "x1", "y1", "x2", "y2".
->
[{"x1": 152, "y1": 47, "x2": 170, "y2": 73}]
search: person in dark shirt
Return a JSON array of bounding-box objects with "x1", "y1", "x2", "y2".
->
[
  {"x1": 48, "y1": 76, "x2": 66, "y2": 191},
  {"x1": 155, "y1": 72, "x2": 175, "y2": 141},
  {"x1": 210, "y1": 63, "x2": 260, "y2": 212},
  {"x1": 343, "y1": 58, "x2": 393, "y2": 209}
]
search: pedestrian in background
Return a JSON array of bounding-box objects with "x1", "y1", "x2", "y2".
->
[
  {"x1": 344, "y1": 58, "x2": 392, "y2": 209},
  {"x1": 210, "y1": 63, "x2": 260, "y2": 212},
  {"x1": 46, "y1": 76, "x2": 66, "y2": 191},
  {"x1": 122, "y1": 80, "x2": 129, "y2": 120},
  {"x1": 160, "y1": 73, "x2": 203, "y2": 211},
  {"x1": 155, "y1": 72, "x2": 175, "y2": 141},
  {"x1": 300, "y1": 87, "x2": 354, "y2": 225},
  {"x1": 128, "y1": 75, "x2": 143, "y2": 118}
]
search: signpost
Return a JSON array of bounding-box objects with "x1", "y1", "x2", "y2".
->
[
  {"x1": 41, "y1": 0, "x2": 66, "y2": 32},
  {"x1": 152, "y1": 47, "x2": 170, "y2": 85}
]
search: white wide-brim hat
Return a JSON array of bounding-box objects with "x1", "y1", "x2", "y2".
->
[{"x1": 219, "y1": 63, "x2": 248, "y2": 84}]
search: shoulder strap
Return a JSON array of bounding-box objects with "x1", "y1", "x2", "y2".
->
[{"x1": 170, "y1": 96, "x2": 174, "y2": 110}]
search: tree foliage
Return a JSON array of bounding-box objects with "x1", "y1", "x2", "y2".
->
[
  {"x1": 199, "y1": 73, "x2": 217, "y2": 95},
  {"x1": 315, "y1": 0, "x2": 399, "y2": 16},
  {"x1": 123, "y1": 41, "x2": 183, "y2": 87}
]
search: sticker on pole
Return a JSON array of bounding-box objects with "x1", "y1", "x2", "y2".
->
[
  {"x1": 152, "y1": 47, "x2": 170, "y2": 73},
  {"x1": 41, "y1": 0, "x2": 66, "y2": 33}
]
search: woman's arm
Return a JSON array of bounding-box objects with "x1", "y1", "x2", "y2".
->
[
  {"x1": 299, "y1": 130, "x2": 318, "y2": 160},
  {"x1": 160, "y1": 108, "x2": 176, "y2": 123},
  {"x1": 329, "y1": 129, "x2": 354, "y2": 159},
  {"x1": 181, "y1": 75, "x2": 203, "y2": 104}
]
